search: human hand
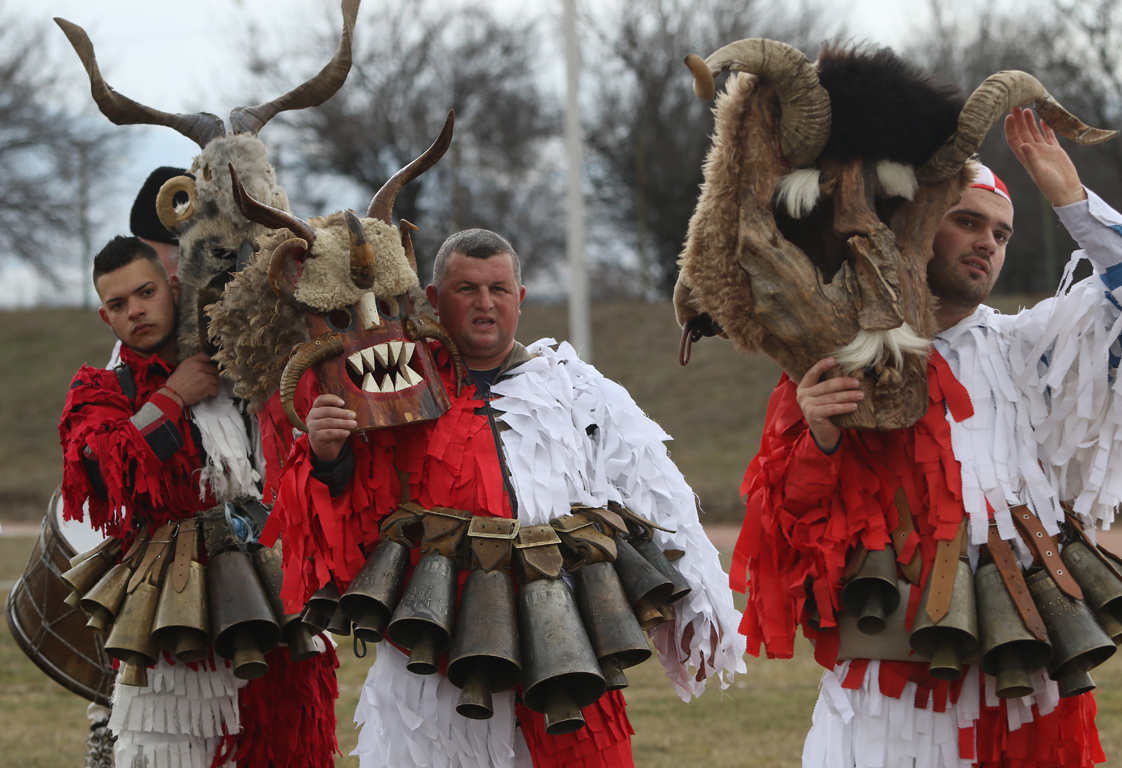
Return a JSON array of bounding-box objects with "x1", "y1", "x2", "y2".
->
[
  {"x1": 1005, "y1": 107, "x2": 1086, "y2": 208},
  {"x1": 164, "y1": 353, "x2": 219, "y2": 407},
  {"x1": 307, "y1": 394, "x2": 357, "y2": 462},
  {"x1": 796, "y1": 358, "x2": 862, "y2": 453}
]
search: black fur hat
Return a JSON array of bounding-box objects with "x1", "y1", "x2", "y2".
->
[{"x1": 129, "y1": 166, "x2": 187, "y2": 244}]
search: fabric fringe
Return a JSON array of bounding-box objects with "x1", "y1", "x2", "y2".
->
[
  {"x1": 516, "y1": 690, "x2": 634, "y2": 768},
  {"x1": 191, "y1": 379, "x2": 264, "y2": 503}
]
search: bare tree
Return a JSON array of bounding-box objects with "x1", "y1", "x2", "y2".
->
[
  {"x1": 582, "y1": 0, "x2": 845, "y2": 298},
  {"x1": 244, "y1": 0, "x2": 563, "y2": 283},
  {"x1": 0, "y1": 3, "x2": 121, "y2": 283}
]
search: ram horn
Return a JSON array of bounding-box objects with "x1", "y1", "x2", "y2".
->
[
  {"x1": 154, "y1": 176, "x2": 198, "y2": 232},
  {"x1": 229, "y1": 165, "x2": 317, "y2": 245},
  {"x1": 279, "y1": 332, "x2": 345, "y2": 432},
  {"x1": 345, "y1": 211, "x2": 377, "y2": 289},
  {"x1": 228, "y1": 0, "x2": 360, "y2": 135},
  {"x1": 54, "y1": 18, "x2": 225, "y2": 148},
  {"x1": 404, "y1": 315, "x2": 465, "y2": 397},
  {"x1": 367, "y1": 111, "x2": 456, "y2": 224},
  {"x1": 917, "y1": 71, "x2": 1119, "y2": 182},
  {"x1": 686, "y1": 39, "x2": 831, "y2": 167}
]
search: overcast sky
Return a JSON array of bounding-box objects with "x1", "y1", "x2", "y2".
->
[{"x1": 3, "y1": 0, "x2": 934, "y2": 307}]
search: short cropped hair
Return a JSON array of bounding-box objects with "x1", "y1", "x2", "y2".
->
[
  {"x1": 432, "y1": 229, "x2": 521, "y2": 288},
  {"x1": 93, "y1": 235, "x2": 163, "y2": 283}
]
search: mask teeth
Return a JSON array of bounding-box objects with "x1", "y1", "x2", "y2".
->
[{"x1": 349, "y1": 341, "x2": 423, "y2": 393}]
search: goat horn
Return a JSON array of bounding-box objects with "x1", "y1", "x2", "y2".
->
[
  {"x1": 279, "y1": 332, "x2": 345, "y2": 432},
  {"x1": 404, "y1": 315, "x2": 465, "y2": 397},
  {"x1": 367, "y1": 111, "x2": 455, "y2": 224},
  {"x1": 228, "y1": 0, "x2": 360, "y2": 135},
  {"x1": 228, "y1": 164, "x2": 317, "y2": 245},
  {"x1": 917, "y1": 70, "x2": 1119, "y2": 182},
  {"x1": 684, "y1": 54, "x2": 715, "y2": 100},
  {"x1": 344, "y1": 211, "x2": 377, "y2": 289},
  {"x1": 692, "y1": 39, "x2": 830, "y2": 167},
  {"x1": 268, "y1": 238, "x2": 318, "y2": 312},
  {"x1": 54, "y1": 18, "x2": 225, "y2": 148},
  {"x1": 154, "y1": 176, "x2": 197, "y2": 233},
  {"x1": 398, "y1": 219, "x2": 420, "y2": 273}
]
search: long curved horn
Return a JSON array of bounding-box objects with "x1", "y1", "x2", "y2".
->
[
  {"x1": 404, "y1": 315, "x2": 465, "y2": 397},
  {"x1": 54, "y1": 18, "x2": 225, "y2": 148},
  {"x1": 398, "y1": 219, "x2": 420, "y2": 273},
  {"x1": 689, "y1": 39, "x2": 831, "y2": 167},
  {"x1": 228, "y1": 0, "x2": 360, "y2": 135},
  {"x1": 279, "y1": 332, "x2": 345, "y2": 432},
  {"x1": 367, "y1": 111, "x2": 455, "y2": 223},
  {"x1": 228, "y1": 165, "x2": 317, "y2": 245},
  {"x1": 268, "y1": 239, "x2": 318, "y2": 312},
  {"x1": 344, "y1": 211, "x2": 376, "y2": 289},
  {"x1": 917, "y1": 71, "x2": 1119, "y2": 182},
  {"x1": 154, "y1": 176, "x2": 197, "y2": 232}
]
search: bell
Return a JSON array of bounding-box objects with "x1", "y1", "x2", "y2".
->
[
  {"x1": 208, "y1": 549, "x2": 281, "y2": 680},
  {"x1": 386, "y1": 553, "x2": 457, "y2": 675},
  {"x1": 306, "y1": 581, "x2": 342, "y2": 617},
  {"x1": 104, "y1": 582, "x2": 161, "y2": 686},
  {"x1": 301, "y1": 605, "x2": 332, "y2": 634},
  {"x1": 326, "y1": 604, "x2": 352, "y2": 636},
  {"x1": 251, "y1": 543, "x2": 321, "y2": 661},
  {"x1": 974, "y1": 562, "x2": 1052, "y2": 698},
  {"x1": 61, "y1": 547, "x2": 116, "y2": 603},
  {"x1": 447, "y1": 569, "x2": 522, "y2": 719},
  {"x1": 910, "y1": 559, "x2": 979, "y2": 681},
  {"x1": 1057, "y1": 670, "x2": 1095, "y2": 698},
  {"x1": 573, "y1": 561, "x2": 652, "y2": 691},
  {"x1": 631, "y1": 539, "x2": 692, "y2": 604},
  {"x1": 840, "y1": 547, "x2": 901, "y2": 635},
  {"x1": 80, "y1": 562, "x2": 133, "y2": 634},
  {"x1": 151, "y1": 561, "x2": 210, "y2": 662},
  {"x1": 1026, "y1": 569, "x2": 1115, "y2": 680},
  {"x1": 519, "y1": 577, "x2": 606, "y2": 735},
  {"x1": 339, "y1": 539, "x2": 410, "y2": 644},
  {"x1": 1061, "y1": 541, "x2": 1122, "y2": 617},
  {"x1": 1095, "y1": 607, "x2": 1122, "y2": 645},
  {"x1": 613, "y1": 536, "x2": 673, "y2": 629}
]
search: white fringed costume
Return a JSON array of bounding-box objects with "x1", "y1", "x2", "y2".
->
[
  {"x1": 270, "y1": 340, "x2": 746, "y2": 768},
  {"x1": 736, "y1": 190, "x2": 1122, "y2": 768}
]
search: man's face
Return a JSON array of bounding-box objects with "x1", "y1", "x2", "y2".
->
[
  {"x1": 96, "y1": 258, "x2": 179, "y2": 358},
  {"x1": 928, "y1": 187, "x2": 1014, "y2": 310},
  {"x1": 426, "y1": 251, "x2": 525, "y2": 370}
]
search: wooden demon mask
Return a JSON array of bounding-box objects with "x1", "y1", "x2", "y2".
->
[{"x1": 675, "y1": 40, "x2": 1116, "y2": 430}]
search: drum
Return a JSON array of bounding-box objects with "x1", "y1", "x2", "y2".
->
[{"x1": 5, "y1": 487, "x2": 115, "y2": 704}]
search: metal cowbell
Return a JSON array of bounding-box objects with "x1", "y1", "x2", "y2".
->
[
  {"x1": 910, "y1": 559, "x2": 979, "y2": 681},
  {"x1": 840, "y1": 546, "x2": 901, "y2": 636},
  {"x1": 447, "y1": 569, "x2": 522, "y2": 719},
  {"x1": 1062, "y1": 542, "x2": 1122, "y2": 617},
  {"x1": 574, "y1": 561, "x2": 651, "y2": 691},
  {"x1": 974, "y1": 562, "x2": 1052, "y2": 698},
  {"x1": 339, "y1": 539, "x2": 410, "y2": 644},
  {"x1": 612, "y1": 536, "x2": 673, "y2": 630},
  {"x1": 151, "y1": 561, "x2": 210, "y2": 662},
  {"x1": 80, "y1": 562, "x2": 132, "y2": 634},
  {"x1": 386, "y1": 553, "x2": 457, "y2": 675},
  {"x1": 1026, "y1": 569, "x2": 1114, "y2": 681},
  {"x1": 632, "y1": 538, "x2": 692, "y2": 605},
  {"x1": 251, "y1": 542, "x2": 320, "y2": 662},
  {"x1": 104, "y1": 582, "x2": 160, "y2": 687},
  {"x1": 208, "y1": 549, "x2": 281, "y2": 680}
]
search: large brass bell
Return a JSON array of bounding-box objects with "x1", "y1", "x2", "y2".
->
[
  {"x1": 613, "y1": 536, "x2": 673, "y2": 630},
  {"x1": 208, "y1": 549, "x2": 281, "y2": 680},
  {"x1": 974, "y1": 562, "x2": 1052, "y2": 698},
  {"x1": 910, "y1": 559, "x2": 979, "y2": 680},
  {"x1": 80, "y1": 562, "x2": 133, "y2": 634},
  {"x1": 519, "y1": 577, "x2": 606, "y2": 735},
  {"x1": 840, "y1": 546, "x2": 901, "y2": 636},
  {"x1": 631, "y1": 538, "x2": 692, "y2": 605},
  {"x1": 447, "y1": 569, "x2": 521, "y2": 719},
  {"x1": 151, "y1": 561, "x2": 210, "y2": 662},
  {"x1": 61, "y1": 541, "x2": 119, "y2": 608},
  {"x1": 339, "y1": 540, "x2": 410, "y2": 644},
  {"x1": 1026, "y1": 569, "x2": 1115, "y2": 680},
  {"x1": 104, "y1": 582, "x2": 161, "y2": 688},
  {"x1": 574, "y1": 561, "x2": 651, "y2": 690},
  {"x1": 1062, "y1": 542, "x2": 1122, "y2": 619},
  {"x1": 1057, "y1": 670, "x2": 1095, "y2": 698},
  {"x1": 252, "y1": 543, "x2": 319, "y2": 662},
  {"x1": 386, "y1": 553, "x2": 457, "y2": 675}
]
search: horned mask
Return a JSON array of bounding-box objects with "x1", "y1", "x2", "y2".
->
[
  {"x1": 56, "y1": 0, "x2": 360, "y2": 360},
  {"x1": 212, "y1": 113, "x2": 464, "y2": 433},
  {"x1": 675, "y1": 41, "x2": 1116, "y2": 430}
]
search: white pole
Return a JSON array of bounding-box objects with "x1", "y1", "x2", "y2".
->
[{"x1": 562, "y1": 0, "x2": 591, "y2": 361}]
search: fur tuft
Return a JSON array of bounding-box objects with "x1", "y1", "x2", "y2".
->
[
  {"x1": 833, "y1": 324, "x2": 931, "y2": 373},
  {"x1": 774, "y1": 170, "x2": 823, "y2": 218},
  {"x1": 876, "y1": 161, "x2": 918, "y2": 200},
  {"x1": 816, "y1": 43, "x2": 964, "y2": 165}
]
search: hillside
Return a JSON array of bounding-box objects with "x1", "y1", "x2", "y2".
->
[{"x1": 0, "y1": 302, "x2": 780, "y2": 524}]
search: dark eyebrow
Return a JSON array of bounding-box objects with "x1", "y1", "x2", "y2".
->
[
  {"x1": 105, "y1": 280, "x2": 157, "y2": 306},
  {"x1": 955, "y1": 207, "x2": 1014, "y2": 237}
]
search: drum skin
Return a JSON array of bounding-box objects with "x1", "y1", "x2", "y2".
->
[{"x1": 5, "y1": 488, "x2": 115, "y2": 705}]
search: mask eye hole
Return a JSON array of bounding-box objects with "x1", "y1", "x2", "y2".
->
[
  {"x1": 378, "y1": 296, "x2": 401, "y2": 319},
  {"x1": 326, "y1": 308, "x2": 355, "y2": 331}
]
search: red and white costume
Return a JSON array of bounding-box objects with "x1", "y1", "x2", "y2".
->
[
  {"x1": 59, "y1": 345, "x2": 338, "y2": 768},
  {"x1": 267, "y1": 339, "x2": 746, "y2": 768},
  {"x1": 735, "y1": 189, "x2": 1122, "y2": 768}
]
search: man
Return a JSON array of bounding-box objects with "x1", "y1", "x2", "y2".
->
[
  {"x1": 277, "y1": 228, "x2": 745, "y2": 767},
  {"x1": 736, "y1": 108, "x2": 1122, "y2": 767},
  {"x1": 59, "y1": 236, "x2": 338, "y2": 768}
]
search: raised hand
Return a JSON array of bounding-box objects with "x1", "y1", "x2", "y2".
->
[{"x1": 1005, "y1": 107, "x2": 1086, "y2": 208}]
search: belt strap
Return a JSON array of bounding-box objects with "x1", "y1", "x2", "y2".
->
[
  {"x1": 170, "y1": 518, "x2": 198, "y2": 593},
  {"x1": 514, "y1": 525, "x2": 564, "y2": 582},
  {"x1": 986, "y1": 527, "x2": 1048, "y2": 642},
  {"x1": 891, "y1": 488, "x2": 922, "y2": 585},
  {"x1": 1011, "y1": 505, "x2": 1083, "y2": 600},
  {"x1": 925, "y1": 520, "x2": 966, "y2": 623},
  {"x1": 127, "y1": 522, "x2": 176, "y2": 593},
  {"x1": 468, "y1": 516, "x2": 519, "y2": 573}
]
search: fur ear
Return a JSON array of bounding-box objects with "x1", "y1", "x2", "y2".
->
[{"x1": 775, "y1": 170, "x2": 823, "y2": 218}]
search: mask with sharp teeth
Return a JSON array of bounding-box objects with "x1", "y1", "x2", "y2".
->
[{"x1": 219, "y1": 112, "x2": 465, "y2": 433}]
